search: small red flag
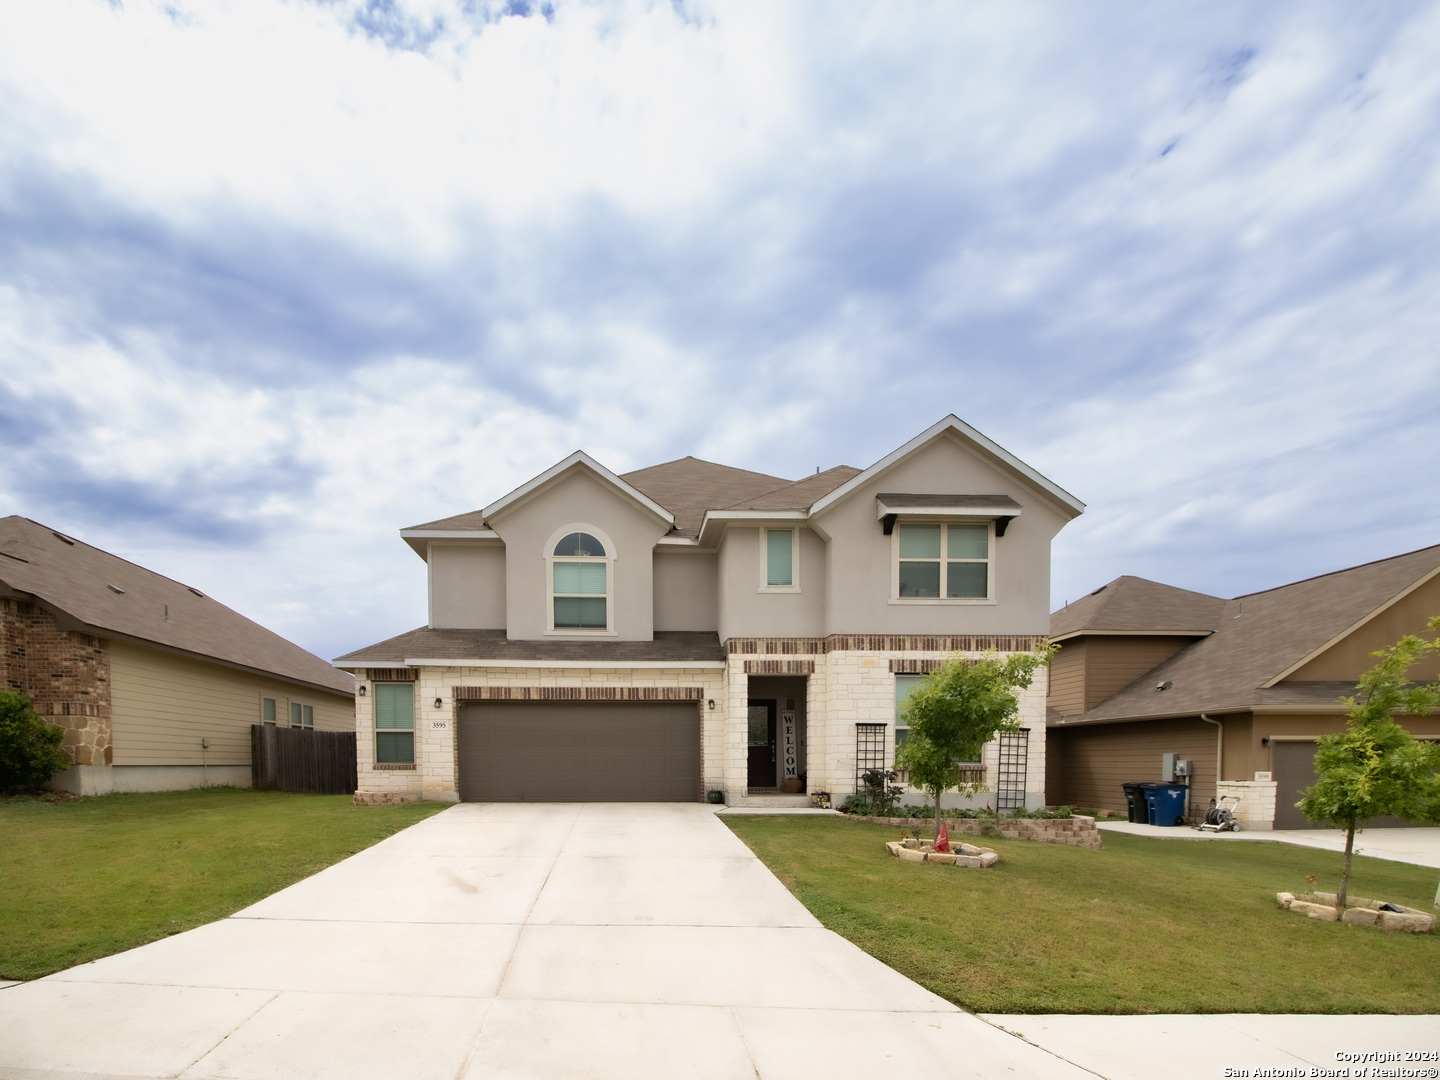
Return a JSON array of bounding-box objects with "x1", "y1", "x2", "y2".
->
[{"x1": 933, "y1": 822, "x2": 951, "y2": 853}]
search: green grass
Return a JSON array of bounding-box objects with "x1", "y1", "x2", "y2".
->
[
  {"x1": 0, "y1": 787, "x2": 447, "y2": 980},
  {"x1": 723, "y1": 815, "x2": 1440, "y2": 1015}
]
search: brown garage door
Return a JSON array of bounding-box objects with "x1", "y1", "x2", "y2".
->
[
  {"x1": 1273, "y1": 740, "x2": 1425, "y2": 830},
  {"x1": 457, "y1": 701, "x2": 700, "y2": 802}
]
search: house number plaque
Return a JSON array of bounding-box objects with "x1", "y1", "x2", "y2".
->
[{"x1": 781, "y1": 710, "x2": 797, "y2": 780}]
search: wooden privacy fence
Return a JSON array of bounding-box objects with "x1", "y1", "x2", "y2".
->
[{"x1": 251, "y1": 724, "x2": 358, "y2": 795}]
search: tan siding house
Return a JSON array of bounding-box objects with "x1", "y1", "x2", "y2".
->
[
  {"x1": 1046, "y1": 550, "x2": 1440, "y2": 828},
  {"x1": 0, "y1": 516, "x2": 354, "y2": 795}
]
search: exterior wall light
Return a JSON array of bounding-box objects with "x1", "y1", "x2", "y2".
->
[
  {"x1": 434, "y1": 697, "x2": 443, "y2": 709},
  {"x1": 357, "y1": 685, "x2": 366, "y2": 696},
  {"x1": 707, "y1": 699, "x2": 715, "y2": 710}
]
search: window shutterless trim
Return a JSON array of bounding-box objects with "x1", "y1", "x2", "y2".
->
[
  {"x1": 758, "y1": 526, "x2": 801, "y2": 593},
  {"x1": 543, "y1": 523, "x2": 618, "y2": 636},
  {"x1": 890, "y1": 519, "x2": 996, "y2": 605}
]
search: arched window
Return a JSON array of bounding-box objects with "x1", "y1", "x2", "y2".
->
[{"x1": 551, "y1": 531, "x2": 608, "y2": 629}]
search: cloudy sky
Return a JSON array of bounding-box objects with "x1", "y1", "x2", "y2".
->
[{"x1": 2, "y1": 0, "x2": 1438, "y2": 662}]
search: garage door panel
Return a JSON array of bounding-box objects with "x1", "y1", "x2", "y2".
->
[
  {"x1": 1273, "y1": 740, "x2": 1426, "y2": 830},
  {"x1": 458, "y1": 702, "x2": 699, "y2": 802}
]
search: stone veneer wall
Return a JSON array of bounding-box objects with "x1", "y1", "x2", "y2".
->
[
  {"x1": 0, "y1": 596, "x2": 113, "y2": 767},
  {"x1": 727, "y1": 636, "x2": 1048, "y2": 807},
  {"x1": 354, "y1": 664, "x2": 727, "y2": 802},
  {"x1": 352, "y1": 637, "x2": 1048, "y2": 806},
  {"x1": 1216, "y1": 780, "x2": 1278, "y2": 831}
]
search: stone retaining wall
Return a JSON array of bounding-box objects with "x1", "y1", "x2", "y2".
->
[{"x1": 855, "y1": 814, "x2": 1102, "y2": 849}]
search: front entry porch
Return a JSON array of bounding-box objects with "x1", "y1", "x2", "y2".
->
[{"x1": 745, "y1": 675, "x2": 807, "y2": 797}]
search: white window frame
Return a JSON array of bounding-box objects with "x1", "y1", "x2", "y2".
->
[
  {"x1": 889, "y1": 519, "x2": 997, "y2": 605},
  {"x1": 544, "y1": 523, "x2": 618, "y2": 636},
  {"x1": 260, "y1": 696, "x2": 277, "y2": 725},
  {"x1": 757, "y1": 526, "x2": 801, "y2": 593},
  {"x1": 288, "y1": 701, "x2": 315, "y2": 729}
]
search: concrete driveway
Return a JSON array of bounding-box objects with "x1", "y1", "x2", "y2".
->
[{"x1": 0, "y1": 802, "x2": 1094, "y2": 1080}]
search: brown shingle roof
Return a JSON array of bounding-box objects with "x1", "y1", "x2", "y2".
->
[
  {"x1": 404, "y1": 509, "x2": 490, "y2": 532},
  {"x1": 1050, "y1": 576, "x2": 1225, "y2": 639},
  {"x1": 0, "y1": 516, "x2": 353, "y2": 696},
  {"x1": 722, "y1": 466, "x2": 862, "y2": 511},
  {"x1": 621, "y1": 457, "x2": 794, "y2": 538},
  {"x1": 335, "y1": 628, "x2": 724, "y2": 665},
  {"x1": 1067, "y1": 544, "x2": 1440, "y2": 722}
]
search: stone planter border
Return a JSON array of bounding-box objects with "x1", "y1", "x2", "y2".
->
[
  {"x1": 854, "y1": 814, "x2": 1103, "y2": 849},
  {"x1": 1276, "y1": 891, "x2": 1435, "y2": 933},
  {"x1": 886, "y1": 838, "x2": 999, "y2": 868}
]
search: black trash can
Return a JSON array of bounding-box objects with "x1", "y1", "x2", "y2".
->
[
  {"x1": 1122, "y1": 781, "x2": 1175, "y2": 823},
  {"x1": 1122, "y1": 781, "x2": 1159, "y2": 823}
]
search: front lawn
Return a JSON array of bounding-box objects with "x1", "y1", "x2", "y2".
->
[
  {"x1": 0, "y1": 787, "x2": 447, "y2": 981},
  {"x1": 723, "y1": 815, "x2": 1440, "y2": 1014}
]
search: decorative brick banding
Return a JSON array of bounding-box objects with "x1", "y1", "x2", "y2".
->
[
  {"x1": 743, "y1": 660, "x2": 815, "y2": 675},
  {"x1": 857, "y1": 814, "x2": 1103, "y2": 849},
  {"x1": 725, "y1": 635, "x2": 1045, "y2": 657},
  {"x1": 453, "y1": 685, "x2": 704, "y2": 702}
]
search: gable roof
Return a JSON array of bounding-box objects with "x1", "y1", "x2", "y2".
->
[
  {"x1": 1060, "y1": 543, "x2": 1440, "y2": 723},
  {"x1": 484, "y1": 451, "x2": 675, "y2": 526},
  {"x1": 1050, "y1": 576, "x2": 1225, "y2": 640},
  {"x1": 810, "y1": 415, "x2": 1085, "y2": 521},
  {"x1": 0, "y1": 516, "x2": 353, "y2": 697},
  {"x1": 395, "y1": 416, "x2": 1080, "y2": 553}
]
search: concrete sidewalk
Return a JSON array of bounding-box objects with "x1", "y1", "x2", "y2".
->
[
  {"x1": 1, "y1": 803, "x2": 1435, "y2": 1079},
  {"x1": 1097, "y1": 820, "x2": 1440, "y2": 870}
]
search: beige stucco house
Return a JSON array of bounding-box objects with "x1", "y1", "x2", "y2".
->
[
  {"x1": 1045, "y1": 544, "x2": 1440, "y2": 828},
  {"x1": 336, "y1": 416, "x2": 1084, "y2": 807},
  {"x1": 0, "y1": 516, "x2": 354, "y2": 795}
]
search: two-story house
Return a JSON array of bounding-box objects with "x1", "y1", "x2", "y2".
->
[{"x1": 335, "y1": 416, "x2": 1084, "y2": 807}]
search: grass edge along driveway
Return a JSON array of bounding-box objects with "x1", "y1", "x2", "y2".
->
[
  {"x1": 721, "y1": 815, "x2": 1440, "y2": 1015},
  {"x1": 0, "y1": 787, "x2": 448, "y2": 981}
]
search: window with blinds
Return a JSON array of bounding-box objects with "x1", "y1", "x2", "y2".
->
[
  {"x1": 374, "y1": 683, "x2": 414, "y2": 763},
  {"x1": 765, "y1": 528, "x2": 794, "y2": 587},
  {"x1": 552, "y1": 531, "x2": 608, "y2": 630}
]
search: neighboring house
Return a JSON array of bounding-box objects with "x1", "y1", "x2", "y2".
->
[
  {"x1": 1044, "y1": 544, "x2": 1440, "y2": 829},
  {"x1": 0, "y1": 516, "x2": 354, "y2": 795},
  {"x1": 335, "y1": 416, "x2": 1084, "y2": 807}
]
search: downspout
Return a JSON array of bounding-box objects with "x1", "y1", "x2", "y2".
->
[{"x1": 1199, "y1": 714, "x2": 1222, "y2": 817}]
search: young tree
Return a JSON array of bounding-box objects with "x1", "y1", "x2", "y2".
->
[
  {"x1": 895, "y1": 642, "x2": 1056, "y2": 838},
  {"x1": 1297, "y1": 616, "x2": 1440, "y2": 916},
  {"x1": 0, "y1": 690, "x2": 71, "y2": 795}
]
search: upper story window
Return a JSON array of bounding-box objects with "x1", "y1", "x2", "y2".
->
[
  {"x1": 760, "y1": 527, "x2": 800, "y2": 592},
  {"x1": 551, "y1": 531, "x2": 608, "y2": 630},
  {"x1": 895, "y1": 522, "x2": 991, "y2": 600}
]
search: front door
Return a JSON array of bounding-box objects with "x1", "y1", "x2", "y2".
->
[{"x1": 747, "y1": 699, "x2": 776, "y2": 789}]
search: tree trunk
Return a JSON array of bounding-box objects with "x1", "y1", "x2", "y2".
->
[
  {"x1": 1336, "y1": 823, "x2": 1356, "y2": 917},
  {"x1": 933, "y1": 787, "x2": 943, "y2": 841}
]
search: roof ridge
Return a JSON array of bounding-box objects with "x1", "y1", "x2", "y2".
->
[
  {"x1": 9, "y1": 516, "x2": 208, "y2": 596},
  {"x1": 1231, "y1": 541, "x2": 1440, "y2": 600}
]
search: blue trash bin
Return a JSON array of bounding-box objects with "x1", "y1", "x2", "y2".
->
[{"x1": 1145, "y1": 785, "x2": 1188, "y2": 827}]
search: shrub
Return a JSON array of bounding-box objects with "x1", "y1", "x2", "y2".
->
[{"x1": 0, "y1": 691, "x2": 71, "y2": 795}]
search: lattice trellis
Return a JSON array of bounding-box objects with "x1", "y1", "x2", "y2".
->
[
  {"x1": 854, "y1": 723, "x2": 889, "y2": 794},
  {"x1": 996, "y1": 728, "x2": 1029, "y2": 811}
]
